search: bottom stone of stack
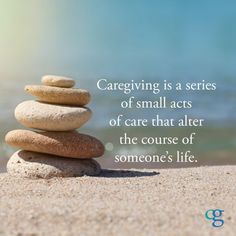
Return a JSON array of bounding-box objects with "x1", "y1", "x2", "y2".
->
[{"x1": 7, "y1": 150, "x2": 101, "y2": 179}]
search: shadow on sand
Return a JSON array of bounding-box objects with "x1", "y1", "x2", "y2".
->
[{"x1": 98, "y1": 169, "x2": 160, "y2": 178}]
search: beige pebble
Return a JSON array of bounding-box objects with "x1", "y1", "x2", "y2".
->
[
  {"x1": 7, "y1": 150, "x2": 101, "y2": 179},
  {"x1": 42, "y1": 75, "x2": 75, "y2": 88},
  {"x1": 25, "y1": 85, "x2": 91, "y2": 106},
  {"x1": 5, "y1": 129, "x2": 105, "y2": 158},
  {"x1": 15, "y1": 100, "x2": 91, "y2": 131}
]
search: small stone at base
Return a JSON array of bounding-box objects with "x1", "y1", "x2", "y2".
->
[{"x1": 7, "y1": 150, "x2": 101, "y2": 179}]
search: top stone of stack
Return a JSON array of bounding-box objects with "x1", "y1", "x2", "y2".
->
[{"x1": 42, "y1": 75, "x2": 75, "y2": 88}]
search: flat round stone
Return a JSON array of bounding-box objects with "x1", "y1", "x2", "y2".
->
[
  {"x1": 42, "y1": 75, "x2": 75, "y2": 88},
  {"x1": 5, "y1": 130, "x2": 105, "y2": 158},
  {"x1": 25, "y1": 85, "x2": 91, "y2": 106},
  {"x1": 15, "y1": 100, "x2": 92, "y2": 131},
  {"x1": 7, "y1": 150, "x2": 101, "y2": 179}
]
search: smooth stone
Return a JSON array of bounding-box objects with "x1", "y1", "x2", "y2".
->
[
  {"x1": 25, "y1": 85, "x2": 91, "y2": 106},
  {"x1": 7, "y1": 150, "x2": 101, "y2": 179},
  {"x1": 15, "y1": 100, "x2": 92, "y2": 131},
  {"x1": 42, "y1": 75, "x2": 75, "y2": 88},
  {"x1": 5, "y1": 130, "x2": 105, "y2": 158}
]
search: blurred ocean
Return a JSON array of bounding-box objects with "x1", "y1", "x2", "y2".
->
[{"x1": 0, "y1": 1, "x2": 236, "y2": 170}]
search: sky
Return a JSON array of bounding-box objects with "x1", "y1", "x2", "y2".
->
[{"x1": 0, "y1": 0, "x2": 236, "y2": 82}]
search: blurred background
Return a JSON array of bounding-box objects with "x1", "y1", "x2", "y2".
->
[{"x1": 0, "y1": 0, "x2": 235, "y2": 171}]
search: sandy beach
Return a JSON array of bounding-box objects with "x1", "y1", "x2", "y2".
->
[{"x1": 0, "y1": 166, "x2": 235, "y2": 236}]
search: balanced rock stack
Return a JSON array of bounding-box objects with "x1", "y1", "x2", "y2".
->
[{"x1": 5, "y1": 75, "x2": 104, "y2": 178}]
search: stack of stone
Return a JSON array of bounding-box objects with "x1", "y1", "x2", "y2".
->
[{"x1": 5, "y1": 75, "x2": 104, "y2": 178}]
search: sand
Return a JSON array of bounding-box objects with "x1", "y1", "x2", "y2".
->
[{"x1": 0, "y1": 166, "x2": 235, "y2": 236}]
